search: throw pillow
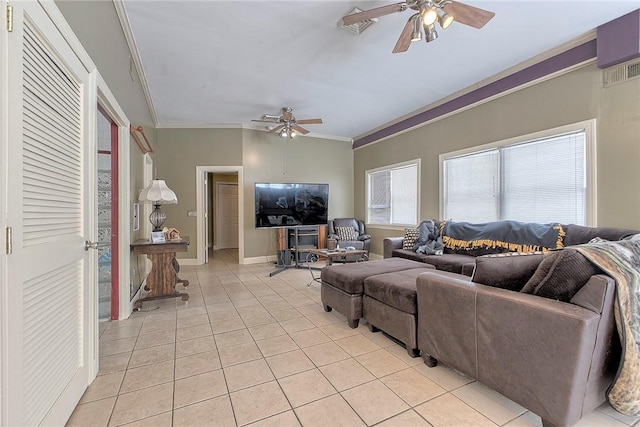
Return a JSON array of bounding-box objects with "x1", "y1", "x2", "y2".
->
[
  {"x1": 521, "y1": 248, "x2": 601, "y2": 302},
  {"x1": 472, "y1": 252, "x2": 544, "y2": 291},
  {"x1": 403, "y1": 227, "x2": 420, "y2": 250},
  {"x1": 335, "y1": 226, "x2": 357, "y2": 241}
]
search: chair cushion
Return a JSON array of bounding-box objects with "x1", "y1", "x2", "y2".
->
[
  {"x1": 364, "y1": 268, "x2": 434, "y2": 314},
  {"x1": 320, "y1": 258, "x2": 426, "y2": 294},
  {"x1": 521, "y1": 248, "x2": 601, "y2": 302}
]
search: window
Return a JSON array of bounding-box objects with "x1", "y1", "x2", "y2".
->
[
  {"x1": 441, "y1": 121, "x2": 595, "y2": 225},
  {"x1": 367, "y1": 160, "x2": 419, "y2": 226}
]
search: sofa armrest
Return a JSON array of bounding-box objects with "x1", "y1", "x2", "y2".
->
[
  {"x1": 416, "y1": 271, "x2": 614, "y2": 427},
  {"x1": 383, "y1": 237, "x2": 404, "y2": 258}
]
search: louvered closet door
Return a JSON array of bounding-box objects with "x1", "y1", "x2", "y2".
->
[{"x1": 4, "y1": 1, "x2": 94, "y2": 425}]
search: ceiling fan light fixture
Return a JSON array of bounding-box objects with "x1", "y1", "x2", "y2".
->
[
  {"x1": 425, "y1": 23, "x2": 438, "y2": 42},
  {"x1": 279, "y1": 128, "x2": 288, "y2": 138},
  {"x1": 411, "y1": 16, "x2": 422, "y2": 42},
  {"x1": 438, "y1": 11, "x2": 454, "y2": 29},
  {"x1": 420, "y1": 6, "x2": 437, "y2": 26}
]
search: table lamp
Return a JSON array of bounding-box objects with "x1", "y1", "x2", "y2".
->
[{"x1": 138, "y1": 179, "x2": 178, "y2": 231}]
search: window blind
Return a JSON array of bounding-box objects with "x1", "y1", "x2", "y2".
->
[
  {"x1": 444, "y1": 150, "x2": 499, "y2": 222},
  {"x1": 367, "y1": 162, "x2": 418, "y2": 225},
  {"x1": 443, "y1": 131, "x2": 587, "y2": 225}
]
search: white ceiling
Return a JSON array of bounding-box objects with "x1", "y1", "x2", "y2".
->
[{"x1": 121, "y1": 1, "x2": 639, "y2": 140}]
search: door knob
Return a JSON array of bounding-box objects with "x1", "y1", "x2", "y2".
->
[{"x1": 85, "y1": 241, "x2": 110, "y2": 251}]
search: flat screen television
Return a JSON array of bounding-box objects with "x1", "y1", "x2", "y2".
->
[{"x1": 255, "y1": 183, "x2": 329, "y2": 228}]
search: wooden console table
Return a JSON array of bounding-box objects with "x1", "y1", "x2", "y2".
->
[{"x1": 131, "y1": 237, "x2": 190, "y2": 308}]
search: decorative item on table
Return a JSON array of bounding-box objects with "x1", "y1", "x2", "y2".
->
[
  {"x1": 151, "y1": 231, "x2": 166, "y2": 243},
  {"x1": 138, "y1": 179, "x2": 178, "y2": 231},
  {"x1": 164, "y1": 227, "x2": 181, "y2": 241},
  {"x1": 327, "y1": 238, "x2": 337, "y2": 251}
]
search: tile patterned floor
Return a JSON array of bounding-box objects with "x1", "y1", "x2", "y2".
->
[{"x1": 67, "y1": 250, "x2": 640, "y2": 427}]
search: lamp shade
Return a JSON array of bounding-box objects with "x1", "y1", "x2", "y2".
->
[{"x1": 139, "y1": 179, "x2": 178, "y2": 204}]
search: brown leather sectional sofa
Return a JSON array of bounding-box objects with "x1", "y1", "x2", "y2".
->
[{"x1": 320, "y1": 221, "x2": 637, "y2": 427}]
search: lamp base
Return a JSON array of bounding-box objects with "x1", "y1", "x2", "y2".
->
[{"x1": 149, "y1": 204, "x2": 166, "y2": 232}]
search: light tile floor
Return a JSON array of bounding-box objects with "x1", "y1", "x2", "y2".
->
[{"x1": 68, "y1": 250, "x2": 640, "y2": 427}]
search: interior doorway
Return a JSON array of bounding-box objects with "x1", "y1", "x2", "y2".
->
[
  {"x1": 196, "y1": 166, "x2": 243, "y2": 265},
  {"x1": 213, "y1": 181, "x2": 239, "y2": 250}
]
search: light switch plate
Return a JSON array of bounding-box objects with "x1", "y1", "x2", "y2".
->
[
  {"x1": 187, "y1": 210, "x2": 197, "y2": 217},
  {"x1": 133, "y1": 203, "x2": 140, "y2": 231}
]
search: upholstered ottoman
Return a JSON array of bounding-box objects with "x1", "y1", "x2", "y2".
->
[
  {"x1": 363, "y1": 268, "x2": 436, "y2": 357},
  {"x1": 321, "y1": 258, "x2": 427, "y2": 328}
]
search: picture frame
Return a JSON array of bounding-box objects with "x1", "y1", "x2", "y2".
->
[{"x1": 151, "y1": 231, "x2": 166, "y2": 243}]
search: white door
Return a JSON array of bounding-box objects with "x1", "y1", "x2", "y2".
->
[
  {"x1": 217, "y1": 183, "x2": 238, "y2": 249},
  {"x1": 3, "y1": 1, "x2": 95, "y2": 425}
]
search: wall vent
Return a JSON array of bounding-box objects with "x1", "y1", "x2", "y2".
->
[
  {"x1": 340, "y1": 8, "x2": 377, "y2": 35},
  {"x1": 603, "y1": 58, "x2": 640, "y2": 87}
]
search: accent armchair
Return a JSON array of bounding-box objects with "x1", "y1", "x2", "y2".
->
[{"x1": 328, "y1": 218, "x2": 371, "y2": 254}]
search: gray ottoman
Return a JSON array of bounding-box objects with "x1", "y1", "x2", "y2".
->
[
  {"x1": 320, "y1": 258, "x2": 427, "y2": 328},
  {"x1": 364, "y1": 267, "x2": 435, "y2": 357}
]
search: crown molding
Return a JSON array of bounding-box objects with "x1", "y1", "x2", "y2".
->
[
  {"x1": 112, "y1": 0, "x2": 159, "y2": 126},
  {"x1": 354, "y1": 29, "x2": 598, "y2": 144},
  {"x1": 156, "y1": 123, "x2": 246, "y2": 129},
  {"x1": 156, "y1": 123, "x2": 352, "y2": 142}
]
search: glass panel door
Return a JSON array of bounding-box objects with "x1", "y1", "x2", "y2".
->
[{"x1": 97, "y1": 108, "x2": 119, "y2": 320}]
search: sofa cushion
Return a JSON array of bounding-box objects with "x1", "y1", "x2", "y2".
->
[
  {"x1": 321, "y1": 258, "x2": 426, "y2": 294},
  {"x1": 403, "y1": 227, "x2": 420, "y2": 250},
  {"x1": 472, "y1": 252, "x2": 544, "y2": 291},
  {"x1": 393, "y1": 249, "x2": 474, "y2": 274},
  {"x1": 563, "y1": 224, "x2": 636, "y2": 246},
  {"x1": 364, "y1": 268, "x2": 435, "y2": 314},
  {"x1": 336, "y1": 226, "x2": 358, "y2": 241},
  {"x1": 521, "y1": 248, "x2": 601, "y2": 302}
]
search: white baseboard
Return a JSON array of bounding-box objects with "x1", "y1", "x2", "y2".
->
[
  {"x1": 177, "y1": 258, "x2": 199, "y2": 266},
  {"x1": 243, "y1": 255, "x2": 278, "y2": 265}
]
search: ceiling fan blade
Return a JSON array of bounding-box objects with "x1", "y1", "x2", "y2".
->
[
  {"x1": 296, "y1": 118, "x2": 323, "y2": 125},
  {"x1": 392, "y1": 16, "x2": 414, "y2": 54},
  {"x1": 444, "y1": 1, "x2": 495, "y2": 29},
  {"x1": 342, "y1": 2, "x2": 407, "y2": 26},
  {"x1": 282, "y1": 108, "x2": 293, "y2": 121},
  {"x1": 292, "y1": 125, "x2": 309, "y2": 135},
  {"x1": 252, "y1": 119, "x2": 279, "y2": 123},
  {"x1": 268, "y1": 125, "x2": 285, "y2": 134}
]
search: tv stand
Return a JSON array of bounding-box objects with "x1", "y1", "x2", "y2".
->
[{"x1": 269, "y1": 226, "x2": 326, "y2": 276}]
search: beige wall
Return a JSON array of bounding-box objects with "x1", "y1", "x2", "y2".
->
[
  {"x1": 242, "y1": 129, "x2": 354, "y2": 260},
  {"x1": 155, "y1": 128, "x2": 243, "y2": 259},
  {"x1": 155, "y1": 128, "x2": 354, "y2": 261},
  {"x1": 354, "y1": 62, "x2": 640, "y2": 256}
]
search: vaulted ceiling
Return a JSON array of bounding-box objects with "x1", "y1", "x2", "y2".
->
[{"x1": 119, "y1": 1, "x2": 639, "y2": 140}]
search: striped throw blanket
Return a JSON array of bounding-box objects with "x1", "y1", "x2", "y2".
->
[{"x1": 577, "y1": 236, "x2": 640, "y2": 416}]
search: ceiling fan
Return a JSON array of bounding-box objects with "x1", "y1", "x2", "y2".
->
[
  {"x1": 252, "y1": 107, "x2": 323, "y2": 139},
  {"x1": 342, "y1": 0, "x2": 495, "y2": 53}
]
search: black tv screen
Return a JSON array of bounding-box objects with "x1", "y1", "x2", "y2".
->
[{"x1": 255, "y1": 183, "x2": 329, "y2": 228}]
